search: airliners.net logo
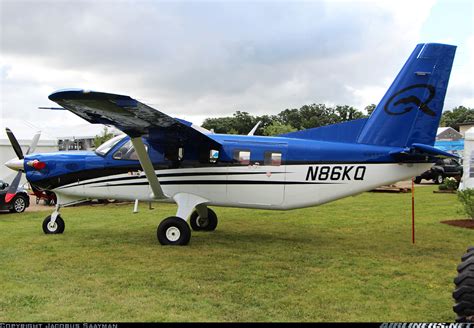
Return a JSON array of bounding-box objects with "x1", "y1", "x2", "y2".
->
[{"x1": 380, "y1": 323, "x2": 473, "y2": 328}]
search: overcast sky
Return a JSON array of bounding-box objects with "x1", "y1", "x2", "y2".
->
[{"x1": 1, "y1": 0, "x2": 473, "y2": 130}]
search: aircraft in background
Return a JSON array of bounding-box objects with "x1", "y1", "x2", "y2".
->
[{"x1": 4, "y1": 43, "x2": 457, "y2": 245}]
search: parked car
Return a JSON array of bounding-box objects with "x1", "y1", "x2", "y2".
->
[
  {"x1": 0, "y1": 180, "x2": 30, "y2": 213},
  {"x1": 414, "y1": 158, "x2": 463, "y2": 184}
]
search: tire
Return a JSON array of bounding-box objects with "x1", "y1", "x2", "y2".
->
[
  {"x1": 414, "y1": 177, "x2": 422, "y2": 184},
  {"x1": 42, "y1": 215, "x2": 65, "y2": 234},
  {"x1": 157, "y1": 216, "x2": 191, "y2": 245},
  {"x1": 9, "y1": 195, "x2": 28, "y2": 213},
  {"x1": 453, "y1": 246, "x2": 474, "y2": 322},
  {"x1": 434, "y1": 173, "x2": 444, "y2": 184},
  {"x1": 189, "y1": 208, "x2": 218, "y2": 231}
]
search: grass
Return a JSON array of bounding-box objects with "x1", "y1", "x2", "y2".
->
[{"x1": 0, "y1": 186, "x2": 472, "y2": 322}]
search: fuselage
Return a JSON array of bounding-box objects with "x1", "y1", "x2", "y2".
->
[{"x1": 23, "y1": 133, "x2": 433, "y2": 209}]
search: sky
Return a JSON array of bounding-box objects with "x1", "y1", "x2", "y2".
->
[{"x1": 0, "y1": 0, "x2": 473, "y2": 131}]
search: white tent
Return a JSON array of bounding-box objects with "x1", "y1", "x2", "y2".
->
[{"x1": 460, "y1": 127, "x2": 474, "y2": 190}]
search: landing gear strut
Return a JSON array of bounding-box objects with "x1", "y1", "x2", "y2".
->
[{"x1": 42, "y1": 205, "x2": 65, "y2": 234}]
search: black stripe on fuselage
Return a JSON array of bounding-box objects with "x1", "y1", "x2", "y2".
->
[
  {"x1": 88, "y1": 180, "x2": 343, "y2": 188},
  {"x1": 56, "y1": 171, "x2": 286, "y2": 190}
]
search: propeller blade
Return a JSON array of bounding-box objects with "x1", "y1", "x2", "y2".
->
[
  {"x1": 26, "y1": 131, "x2": 41, "y2": 155},
  {"x1": 5, "y1": 171, "x2": 22, "y2": 203},
  {"x1": 5, "y1": 128, "x2": 24, "y2": 159}
]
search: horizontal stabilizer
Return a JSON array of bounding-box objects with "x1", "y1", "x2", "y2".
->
[{"x1": 390, "y1": 143, "x2": 459, "y2": 161}]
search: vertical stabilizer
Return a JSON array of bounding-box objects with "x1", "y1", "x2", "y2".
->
[{"x1": 357, "y1": 43, "x2": 456, "y2": 147}]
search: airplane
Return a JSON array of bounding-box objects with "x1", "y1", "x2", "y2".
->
[{"x1": 4, "y1": 43, "x2": 457, "y2": 246}]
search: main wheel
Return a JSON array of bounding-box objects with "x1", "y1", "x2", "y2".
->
[
  {"x1": 434, "y1": 173, "x2": 444, "y2": 184},
  {"x1": 9, "y1": 195, "x2": 28, "y2": 213},
  {"x1": 189, "y1": 208, "x2": 218, "y2": 231},
  {"x1": 157, "y1": 216, "x2": 191, "y2": 245},
  {"x1": 453, "y1": 246, "x2": 474, "y2": 322},
  {"x1": 42, "y1": 215, "x2": 65, "y2": 234}
]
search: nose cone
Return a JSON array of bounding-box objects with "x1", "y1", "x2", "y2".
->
[{"x1": 5, "y1": 158, "x2": 24, "y2": 171}]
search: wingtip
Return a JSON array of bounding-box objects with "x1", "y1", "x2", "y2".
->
[{"x1": 48, "y1": 88, "x2": 89, "y2": 101}]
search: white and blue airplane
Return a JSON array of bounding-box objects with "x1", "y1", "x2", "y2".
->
[{"x1": 4, "y1": 43, "x2": 457, "y2": 245}]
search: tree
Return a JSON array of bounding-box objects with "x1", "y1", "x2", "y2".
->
[
  {"x1": 278, "y1": 104, "x2": 365, "y2": 130},
  {"x1": 93, "y1": 127, "x2": 114, "y2": 148},
  {"x1": 201, "y1": 103, "x2": 367, "y2": 134},
  {"x1": 202, "y1": 111, "x2": 277, "y2": 135},
  {"x1": 202, "y1": 116, "x2": 237, "y2": 134},
  {"x1": 440, "y1": 106, "x2": 474, "y2": 129},
  {"x1": 334, "y1": 105, "x2": 365, "y2": 122},
  {"x1": 262, "y1": 122, "x2": 297, "y2": 136},
  {"x1": 232, "y1": 111, "x2": 258, "y2": 134},
  {"x1": 364, "y1": 104, "x2": 376, "y2": 116}
]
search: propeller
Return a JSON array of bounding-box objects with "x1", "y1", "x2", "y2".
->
[
  {"x1": 26, "y1": 131, "x2": 41, "y2": 155},
  {"x1": 6, "y1": 128, "x2": 24, "y2": 159},
  {"x1": 4, "y1": 128, "x2": 41, "y2": 203}
]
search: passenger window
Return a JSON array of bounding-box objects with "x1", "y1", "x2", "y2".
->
[
  {"x1": 264, "y1": 152, "x2": 282, "y2": 166},
  {"x1": 233, "y1": 150, "x2": 250, "y2": 165},
  {"x1": 165, "y1": 147, "x2": 184, "y2": 162},
  {"x1": 113, "y1": 140, "x2": 146, "y2": 160}
]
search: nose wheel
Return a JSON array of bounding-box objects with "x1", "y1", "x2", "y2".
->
[{"x1": 42, "y1": 215, "x2": 65, "y2": 234}]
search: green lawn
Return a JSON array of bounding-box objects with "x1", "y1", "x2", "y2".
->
[{"x1": 0, "y1": 186, "x2": 471, "y2": 322}]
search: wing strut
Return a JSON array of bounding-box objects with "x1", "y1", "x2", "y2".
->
[{"x1": 130, "y1": 137, "x2": 165, "y2": 199}]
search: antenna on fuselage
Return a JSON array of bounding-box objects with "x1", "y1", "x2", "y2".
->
[{"x1": 248, "y1": 121, "x2": 262, "y2": 136}]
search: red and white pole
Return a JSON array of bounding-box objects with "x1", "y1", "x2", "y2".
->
[{"x1": 411, "y1": 177, "x2": 415, "y2": 244}]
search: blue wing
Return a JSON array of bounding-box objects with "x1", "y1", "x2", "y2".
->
[{"x1": 48, "y1": 89, "x2": 220, "y2": 147}]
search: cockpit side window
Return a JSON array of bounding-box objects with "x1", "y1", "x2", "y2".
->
[
  {"x1": 112, "y1": 140, "x2": 147, "y2": 160},
  {"x1": 95, "y1": 135, "x2": 126, "y2": 156}
]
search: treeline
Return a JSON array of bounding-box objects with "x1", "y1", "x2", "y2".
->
[
  {"x1": 201, "y1": 104, "x2": 474, "y2": 136},
  {"x1": 202, "y1": 104, "x2": 376, "y2": 136}
]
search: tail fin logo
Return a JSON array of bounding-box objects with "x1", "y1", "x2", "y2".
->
[{"x1": 384, "y1": 84, "x2": 436, "y2": 117}]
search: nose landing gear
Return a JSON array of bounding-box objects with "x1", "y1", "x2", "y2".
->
[{"x1": 42, "y1": 205, "x2": 65, "y2": 234}]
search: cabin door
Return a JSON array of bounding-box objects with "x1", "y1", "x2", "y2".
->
[{"x1": 226, "y1": 142, "x2": 287, "y2": 206}]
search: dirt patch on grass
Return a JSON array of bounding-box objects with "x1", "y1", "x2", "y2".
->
[{"x1": 441, "y1": 219, "x2": 474, "y2": 229}]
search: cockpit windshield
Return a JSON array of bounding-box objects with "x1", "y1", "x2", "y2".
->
[
  {"x1": 95, "y1": 134, "x2": 126, "y2": 156},
  {"x1": 112, "y1": 140, "x2": 143, "y2": 160}
]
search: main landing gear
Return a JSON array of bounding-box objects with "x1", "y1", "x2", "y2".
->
[
  {"x1": 42, "y1": 205, "x2": 65, "y2": 234},
  {"x1": 156, "y1": 193, "x2": 218, "y2": 245}
]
